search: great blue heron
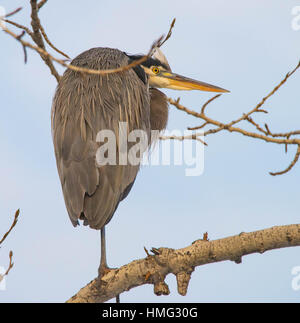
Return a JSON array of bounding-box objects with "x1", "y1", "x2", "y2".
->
[{"x1": 51, "y1": 47, "x2": 228, "y2": 278}]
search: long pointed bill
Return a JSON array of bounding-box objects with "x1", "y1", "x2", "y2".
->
[{"x1": 161, "y1": 71, "x2": 229, "y2": 93}]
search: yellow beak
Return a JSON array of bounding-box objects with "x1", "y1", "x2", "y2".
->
[{"x1": 160, "y1": 71, "x2": 229, "y2": 93}]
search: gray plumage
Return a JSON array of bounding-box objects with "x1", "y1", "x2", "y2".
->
[
  {"x1": 51, "y1": 47, "x2": 168, "y2": 230},
  {"x1": 51, "y1": 46, "x2": 228, "y2": 282},
  {"x1": 149, "y1": 88, "x2": 168, "y2": 131}
]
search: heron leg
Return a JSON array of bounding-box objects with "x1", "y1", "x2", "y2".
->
[
  {"x1": 98, "y1": 226, "x2": 110, "y2": 277},
  {"x1": 98, "y1": 227, "x2": 121, "y2": 303}
]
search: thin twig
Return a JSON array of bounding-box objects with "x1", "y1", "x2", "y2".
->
[
  {"x1": 202, "y1": 60, "x2": 300, "y2": 138},
  {"x1": 38, "y1": 23, "x2": 70, "y2": 59},
  {"x1": 201, "y1": 94, "x2": 222, "y2": 114},
  {"x1": 3, "y1": 24, "x2": 162, "y2": 78},
  {"x1": 38, "y1": 0, "x2": 48, "y2": 10},
  {"x1": 29, "y1": 0, "x2": 60, "y2": 81},
  {"x1": 3, "y1": 19, "x2": 33, "y2": 37},
  {"x1": 167, "y1": 59, "x2": 300, "y2": 149},
  {"x1": 3, "y1": 7, "x2": 22, "y2": 18},
  {"x1": 245, "y1": 116, "x2": 269, "y2": 136},
  {"x1": 158, "y1": 18, "x2": 176, "y2": 48},
  {"x1": 268, "y1": 129, "x2": 300, "y2": 138},
  {"x1": 168, "y1": 97, "x2": 300, "y2": 146},
  {"x1": 2, "y1": 6, "x2": 174, "y2": 81},
  {"x1": 160, "y1": 133, "x2": 207, "y2": 146},
  {"x1": 0, "y1": 210, "x2": 20, "y2": 246},
  {"x1": 3, "y1": 251, "x2": 14, "y2": 276},
  {"x1": 15, "y1": 30, "x2": 28, "y2": 63},
  {"x1": 188, "y1": 122, "x2": 208, "y2": 131},
  {"x1": 269, "y1": 145, "x2": 300, "y2": 176}
]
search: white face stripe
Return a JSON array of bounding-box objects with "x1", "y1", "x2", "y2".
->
[
  {"x1": 149, "y1": 75, "x2": 171, "y2": 88},
  {"x1": 152, "y1": 48, "x2": 171, "y2": 71}
]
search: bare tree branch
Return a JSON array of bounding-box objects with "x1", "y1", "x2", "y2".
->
[
  {"x1": 164, "y1": 59, "x2": 300, "y2": 175},
  {"x1": 1, "y1": 6, "x2": 171, "y2": 82},
  {"x1": 3, "y1": 23, "x2": 163, "y2": 76},
  {"x1": 2, "y1": 14, "x2": 164, "y2": 81},
  {"x1": 67, "y1": 223, "x2": 300, "y2": 303},
  {"x1": 167, "y1": 97, "x2": 300, "y2": 145},
  {"x1": 3, "y1": 4, "x2": 300, "y2": 303},
  {"x1": 29, "y1": 0, "x2": 61, "y2": 81}
]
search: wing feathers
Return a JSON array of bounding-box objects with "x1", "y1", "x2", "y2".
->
[{"x1": 52, "y1": 48, "x2": 150, "y2": 230}]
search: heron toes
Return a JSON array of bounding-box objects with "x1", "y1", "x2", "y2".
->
[{"x1": 98, "y1": 264, "x2": 116, "y2": 279}]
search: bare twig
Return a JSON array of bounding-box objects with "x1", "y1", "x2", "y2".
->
[
  {"x1": 38, "y1": 23, "x2": 70, "y2": 59},
  {"x1": 188, "y1": 122, "x2": 208, "y2": 131},
  {"x1": 3, "y1": 7, "x2": 22, "y2": 18},
  {"x1": 2, "y1": 5, "x2": 176, "y2": 82},
  {"x1": 0, "y1": 210, "x2": 20, "y2": 246},
  {"x1": 38, "y1": 0, "x2": 48, "y2": 10},
  {"x1": 158, "y1": 18, "x2": 176, "y2": 48},
  {"x1": 264, "y1": 127, "x2": 300, "y2": 139},
  {"x1": 270, "y1": 145, "x2": 300, "y2": 176},
  {"x1": 30, "y1": 0, "x2": 61, "y2": 81},
  {"x1": 0, "y1": 210, "x2": 19, "y2": 280},
  {"x1": 3, "y1": 19, "x2": 163, "y2": 80},
  {"x1": 3, "y1": 251, "x2": 14, "y2": 276},
  {"x1": 199, "y1": 60, "x2": 300, "y2": 139},
  {"x1": 0, "y1": 251, "x2": 14, "y2": 284},
  {"x1": 4, "y1": 6, "x2": 69, "y2": 60},
  {"x1": 160, "y1": 133, "x2": 207, "y2": 146},
  {"x1": 201, "y1": 94, "x2": 222, "y2": 114},
  {"x1": 3, "y1": 19, "x2": 33, "y2": 37},
  {"x1": 166, "y1": 59, "x2": 300, "y2": 175},
  {"x1": 168, "y1": 96, "x2": 300, "y2": 175},
  {"x1": 14, "y1": 30, "x2": 28, "y2": 63}
]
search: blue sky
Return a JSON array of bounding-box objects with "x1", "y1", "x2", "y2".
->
[{"x1": 0, "y1": 0, "x2": 300, "y2": 302}]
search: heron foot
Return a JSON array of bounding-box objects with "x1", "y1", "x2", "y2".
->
[
  {"x1": 98, "y1": 264, "x2": 121, "y2": 303},
  {"x1": 98, "y1": 264, "x2": 116, "y2": 279}
]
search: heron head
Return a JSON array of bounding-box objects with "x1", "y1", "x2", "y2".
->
[{"x1": 141, "y1": 48, "x2": 229, "y2": 93}]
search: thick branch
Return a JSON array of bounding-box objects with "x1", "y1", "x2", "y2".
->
[{"x1": 67, "y1": 223, "x2": 300, "y2": 303}]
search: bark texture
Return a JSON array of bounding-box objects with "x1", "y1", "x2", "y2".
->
[{"x1": 67, "y1": 224, "x2": 300, "y2": 303}]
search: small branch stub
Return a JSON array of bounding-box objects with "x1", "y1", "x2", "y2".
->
[
  {"x1": 176, "y1": 271, "x2": 192, "y2": 296},
  {"x1": 154, "y1": 281, "x2": 170, "y2": 296}
]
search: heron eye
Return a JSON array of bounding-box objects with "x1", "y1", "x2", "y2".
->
[{"x1": 152, "y1": 67, "x2": 160, "y2": 74}]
